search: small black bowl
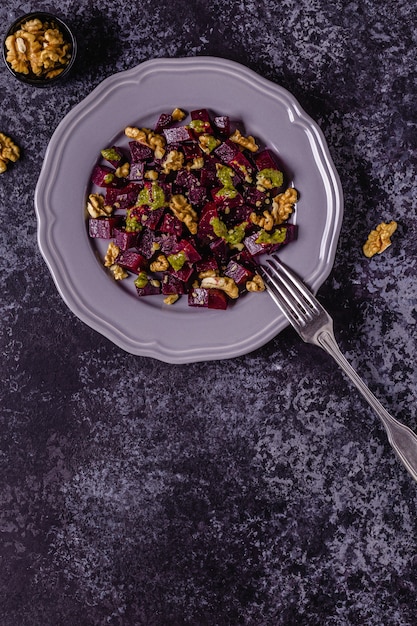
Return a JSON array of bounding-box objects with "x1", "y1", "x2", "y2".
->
[{"x1": 2, "y1": 11, "x2": 77, "y2": 87}]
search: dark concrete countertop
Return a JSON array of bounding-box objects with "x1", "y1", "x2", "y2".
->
[{"x1": 1, "y1": 1, "x2": 417, "y2": 624}]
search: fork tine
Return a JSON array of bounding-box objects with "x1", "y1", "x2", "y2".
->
[{"x1": 259, "y1": 255, "x2": 322, "y2": 327}]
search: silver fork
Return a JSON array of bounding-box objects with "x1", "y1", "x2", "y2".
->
[{"x1": 258, "y1": 254, "x2": 417, "y2": 483}]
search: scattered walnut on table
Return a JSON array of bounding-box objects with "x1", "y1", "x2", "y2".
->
[
  {"x1": 363, "y1": 221, "x2": 398, "y2": 258},
  {"x1": 0, "y1": 133, "x2": 20, "y2": 173}
]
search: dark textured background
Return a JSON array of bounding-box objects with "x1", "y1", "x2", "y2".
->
[{"x1": 1, "y1": 1, "x2": 417, "y2": 625}]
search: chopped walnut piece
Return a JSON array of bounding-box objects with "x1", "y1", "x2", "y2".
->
[
  {"x1": 250, "y1": 210, "x2": 274, "y2": 231},
  {"x1": 200, "y1": 276, "x2": 239, "y2": 299},
  {"x1": 162, "y1": 150, "x2": 184, "y2": 174},
  {"x1": 124, "y1": 126, "x2": 166, "y2": 159},
  {"x1": 169, "y1": 194, "x2": 198, "y2": 234},
  {"x1": 229, "y1": 129, "x2": 259, "y2": 152},
  {"x1": 110, "y1": 264, "x2": 128, "y2": 280},
  {"x1": 115, "y1": 162, "x2": 130, "y2": 178},
  {"x1": 150, "y1": 254, "x2": 169, "y2": 272},
  {"x1": 198, "y1": 133, "x2": 220, "y2": 154},
  {"x1": 246, "y1": 274, "x2": 266, "y2": 292},
  {"x1": 363, "y1": 221, "x2": 398, "y2": 258},
  {"x1": 5, "y1": 18, "x2": 72, "y2": 79},
  {"x1": 164, "y1": 294, "x2": 180, "y2": 305},
  {"x1": 171, "y1": 108, "x2": 186, "y2": 122},
  {"x1": 271, "y1": 187, "x2": 298, "y2": 225},
  {"x1": 86, "y1": 193, "x2": 113, "y2": 218},
  {"x1": 0, "y1": 133, "x2": 20, "y2": 173},
  {"x1": 104, "y1": 242, "x2": 120, "y2": 267}
]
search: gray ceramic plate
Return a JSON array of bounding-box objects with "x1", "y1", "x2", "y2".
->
[{"x1": 35, "y1": 56, "x2": 343, "y2": 364}]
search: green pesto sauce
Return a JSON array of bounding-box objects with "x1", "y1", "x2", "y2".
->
[
  {"x1": 134, "y1": 272, "x2": 148, "y2": 288},
  {"x1": 210, "y1": 217, "x2": 247, "y2": 246},
  {"x1": 101, "y1": 147, "x2": 121, "y2": 162},
  {"x1": 125, "y1": 209, "x2": 142, "y2": 233},
  {"x1": 216, "y1": 165, "x2": 238, "y2": 199},
  {"x1": 257, "y1": 168, "x2": 284, "y2": 188},
  {"x1": 167, "y1": 251, "x2": 187, "y2": 271},
  {"x1": 137, "y1": 182, "x2": 166, "y2": 210},
  {"x1": 256, "y1": 227, "x2": 286, "y2": 245},
  {"x1": 189, "y1": 120, "x2": 206, "y2": 133},
  {"x1": 103, "y1": 172, "x2": 115, "y2": 184}
]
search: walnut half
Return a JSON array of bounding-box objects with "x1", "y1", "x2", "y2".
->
[
  {"x1": 363, "y1": 221, "x2": 398, "y2": 258},
  {"x1": 0, "y1": 133, "x2": 20, "y2": 173}
]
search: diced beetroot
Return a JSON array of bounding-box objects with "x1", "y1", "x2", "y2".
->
[
  {"x1": 114, "y1": 227, "x2": 139, "y2": 250},
  {"x1": 182, "y1": 142, "x2": 203, "y2": 159},
  {"x1": 117, "y1": 250, "x2": 148, "y2": 274},
  {"x1": 208, "y1": 288, "x2": 228, "y2": 310},
  {"x1": 161, "y1": 273, "x2": 187, "y2": 295},
  {"x1": 169, "y1": 263, "x2": 195, "y2": 283},
  {"x1": 214, "y1": 139, "x2": 240, "y2": 164},
  {"x1": 197, "y1": 202, "x2": 218, "y2": 241},
  {"x1": 158, "y1": 233, "x2": 180, "y2": 255},
  {"x1": 88, "y1": 216, "x2": 121, "y2": 239},
  {"x1": 174, "y1": 169, "x2": 199, "y2": 191},
  {"x1": 229, "y1": 151, "x2": 256, "y2": 181},
  {"x1": 176, "y1": 239, "x2": 202, "y2": 263},
  {"x1": 105, "y1": 183, "x2": 141, "y2": 209},
  {"x1": 91, "y1": 164, "x2": 117, "y2": 188},
  {"x1": 163, "y1": 126, "x2": 194, "y2": 143},
  {"x1": 129, "y1": 141, "x2": 153, "y2": 162},
  {"x1": 128, "y1": 162, "x2": 145, "y2": 181},
  {"x1": 224, "y1": 259, "x2": 254, "y2": 285},
  {"x1": 213, "y1": 115, "x2": 230, "y2": 137},
  {"x1": 140, "y1": 206, "x2": 165, "y2": 230},
  {"x1": 188, "y1": 287, "x2": 209, "y2": 308},
  {"x1": 243, "y1": 224, "x2": 298, "y2": 256},
  {"x1": 212, "y1": 189, "x2": 244, "y2": 208},
  {"x1": 194, "y1": 256, "x2": 219, "y2": 273},
  {"x1": 244, "y1": 186, "x2": 268, "y2": 208},
  {"x1": 255, "y1": 148, "x2": 285, "y2": 172},
  {"x1": 136, "y1": 229, "x2": 159, "y2": 259},
  {"x1": 154, "y1": 113, "x2": 173, "y2": 134},
  {"x1": 221, "y1": 204, "x2": 253, "y2": 227},
  {"x1": 136, "y1": 281, "x2": 161, "y2": 296},
  {"x1": 159, "y1": 212, "x2": 183, "y2": 236},
  {"x1": 190, "y1": 109, "x2": 213, "y2": 133},
  {"x1": 209, "y1": 237, "x2": 230, "y2": 264},
  {"x1": 188, "y1": 186, "x2": 207, "y2": 206}
]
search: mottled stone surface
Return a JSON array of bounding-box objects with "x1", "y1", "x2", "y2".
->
[{"x1": 1, "y1": 1, "x2": 417, "y2": 625}]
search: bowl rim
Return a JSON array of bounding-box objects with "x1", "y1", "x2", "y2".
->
[{"x1": 2, "y1": 11, "x2": 77, "y2": 86}]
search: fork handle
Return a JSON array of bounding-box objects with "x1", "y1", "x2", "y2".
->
[{"x1": 318, "y1": 329, "x2": 417, "y2": 482}]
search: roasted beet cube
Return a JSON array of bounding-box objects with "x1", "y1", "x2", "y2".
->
[
  {"x1": 91, "y1": 164, "x2": 116, "y2": 188},
  {"x1": 243, "y1": 224, "x2": 298, "y2": 256},
  {"x1": 159, "y1": 212, "x2": 183, "y2": 236},
  {"x1": 176, "y1": 239, "x2": 202, "y2": 263},
  {"x1": 244, "y1": 186, "x2": 268, "y2": 208},
  {"x1": 255, "y1": 148, "x2": 284, "y2": 172},
  {"x1": 135, "y1": 281, "x2": 161, "y2": 296},
  {"x1": 168, "y1": 263, "x2": 194, "y2": 283},
  {"x1": 188, "y1": 287, "x2": 209, "y2": 308},
  {"x1": 190, "y1": 109, "x2": 213, "y2": 134},
  {"x1": 229, "y1": 151, "x2": 255, "y2": 181},
  {"x1": 221, "y1": 204, "x2": 253, "y2": 227},
  {"x1": 158, "y1": 233, "x2": 180, "y2": 255},
  {"x1": 182, "y1": 142, "x2": 203, "y2": 159},
  {"x1": 136, "y1": 229, "x2": 160, "y2": 259},
  {"x1": 117, "y1": 251, "x2": 147, "y2": 273},
  {"x1": 174, "y1": 168, "x2": 199, "y2": 191},
  {"x1": 105, "y1": 183, "x2": 141, "y2": 210},
  {"x1": 224, "y1": 260, "x2": 254, "y2": 285},
  {"x1": 88, "y1": 216, "x2": 121, "y2": 239},
  {"x1": 154, "y1": 113, "x2": 173, "y2": 134},
  {"x1": 214, "y1": 140, "x2": 240, "y2": 164},
  {"x1": 114, "y1": 227, "x2": 139, "y2": 251},
  {"x1": 197, "y1": 202, "x2": 218, "y2": 241},
  {"x1": 129, "y1": 141, "x2": 153, "y2": 162},
  {"x1": 128, "y1": 162, "x2": 145, "y2": 181},
  {"x1": 163, "y1": 126, "x2": 194, "y2": 143},
  {"x1": 213, "y1": 115, "x2": 230, "y2": 136},
  {"x1": 207, "y1": 288, "x2": 229, "y2": 310},
  {"x1": 194, "y1": 256, "x2": 219, "y2": 273},
  {"x1": 140, "y1": 206, "x2": 165, "y2": 230},
  {"x1": 209, "y1": 237, "x2": 230, "y2": 264},
  {"x1": 188, "y1": 186, "x2": 207, "y2": 206},
  {"x1": 162, "y1": 273, "x2": 187, "y2": 295}
]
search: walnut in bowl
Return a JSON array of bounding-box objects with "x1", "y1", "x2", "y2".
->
[{"x1": 2, "y1": 12, "x2": 76, "y2": 86}]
